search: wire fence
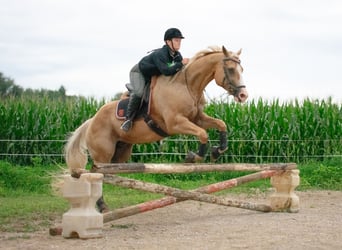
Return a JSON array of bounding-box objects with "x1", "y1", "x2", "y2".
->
[{"x1": 1, "y1": 138, "x2": 341, "y2": 165}]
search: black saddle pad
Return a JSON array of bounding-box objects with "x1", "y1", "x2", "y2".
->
[
  {"x1": 115, "y1": 97, "x2": 149, "y2": 120},
  {"x1": 116, "y1": 98, "x2": 129, "y2": 119}
]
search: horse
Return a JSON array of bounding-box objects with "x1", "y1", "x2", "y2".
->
[{"x1": 64, "y1": 45, "x2": 248, "y2": 212}]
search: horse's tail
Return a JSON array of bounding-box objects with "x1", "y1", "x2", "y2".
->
[{"x1": 64, "y1": 118, "x2": 92, "y2": 174}]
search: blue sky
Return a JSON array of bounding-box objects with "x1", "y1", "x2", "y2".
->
[{"x1": 0, "y1": 0, "x2": 341, "y2": 102}]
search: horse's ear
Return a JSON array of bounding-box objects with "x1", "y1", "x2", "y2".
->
[
  {"x1": 237, "y1": 48, "x2": 242, "y2": 55},
  {"x1": 222, "y1": 46, "x2": 228, "y2": 56}
]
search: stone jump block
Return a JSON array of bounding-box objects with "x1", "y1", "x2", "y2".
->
[
  {"x1": 270, "y1": 169, "x2": 300, "y2": 213},
  {"x1": 62, "y1": 173, "x2": 104, "y2": 239}
]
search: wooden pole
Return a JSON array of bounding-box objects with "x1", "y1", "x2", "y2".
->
[
  {"x1": 103, "y1": 170, "x2": 277, "y2": 223},
  {"x1": 103, "y1": 197, "x2": 177, "y2": 223},
  {"x1": 93, "y1": 163, "x2": 296, "y2": 174},
  {"x1": 103, "y1": 175, "x2": 272, "y2": 214},
  {"x1": 196, "y1": 169, "x2": 278, "y2": 193}
]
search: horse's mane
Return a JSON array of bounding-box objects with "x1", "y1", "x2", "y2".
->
[
  {"x1": 166, "y1": 46, "x2": 222, "y2": 81},
  {"x1": 186, "y1": 46, "x2": 223, "y2": 68}
]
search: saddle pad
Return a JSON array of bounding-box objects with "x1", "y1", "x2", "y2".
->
[
  {"x1": 115, "y1": 98, "x2": 129, "y2": 120},
  {"x1": 115, "y1": 96, "x2": 150, "y2": 120},
  {"x1": 115, "y1": 76, "x2": 156, "y2": 120}
]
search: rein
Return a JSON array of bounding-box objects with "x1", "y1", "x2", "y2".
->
[{"x1": 222, "y1": 57, "x2": 246, "y2": 100}]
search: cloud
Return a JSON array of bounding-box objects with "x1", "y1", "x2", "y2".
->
[{"x1": 0, "y1": 0, "x2": 341, "y2": 102}]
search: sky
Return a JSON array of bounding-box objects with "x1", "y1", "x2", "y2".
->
[{"x1": 1, "y1": 0, "x2": 341, "y2": 103}]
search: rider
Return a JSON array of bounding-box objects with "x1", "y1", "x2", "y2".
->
[{"x1": 120, "y1": 28, "x2": 190, "y2": 132}]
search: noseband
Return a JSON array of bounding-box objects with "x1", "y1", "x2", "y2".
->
[{"x1": 222, "y1": 57, "x2": 246, "y2": 99}]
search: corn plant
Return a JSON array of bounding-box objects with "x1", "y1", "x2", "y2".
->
[{"x1": 1, "y1": 96, "x2": 341, "y2": 165}]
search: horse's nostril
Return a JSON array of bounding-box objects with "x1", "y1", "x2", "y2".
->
[{"x1": 239, "y1": 92, "x2": 248, "y2": 101}]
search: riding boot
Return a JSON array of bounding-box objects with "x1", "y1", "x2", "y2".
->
[{"x1": 120, "y1": 93, "x2": 142, "y2": 132}]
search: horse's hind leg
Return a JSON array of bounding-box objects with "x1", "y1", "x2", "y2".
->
[
  {"x1": 94, "y1": 142, "x2": 133, "y2": 213},
  {"x1": 90, "y1": 141, "x2": 133, "y2": 213},
  {"x1": 87, "y1": 137, "x2": 117, "y2": 213},
  {"x1": 111, "y1": 141, "x2": 133, "y2": 163},
  {"x1": 95, "y1": 196, "x2": 108, "y2": 213}
]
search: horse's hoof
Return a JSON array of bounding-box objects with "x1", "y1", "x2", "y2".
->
[
  {"x1": 71, "y1": 169, "x2": 89, "y2": 178},
  {"x1": 185, "y1": 151, "x2": 196, "y2": 163},
  {"x1": 97, "y1": 202, "x2": 110, "y2": 213},
  {"x1": 211, "y1": 147, "x2": 220, "y2": 162},
  {"x1": 100, "y1": 206, "x2": 110, "y2": 214},
  {"x1": 71, "y1": 172, "x2": 81, "y2": 178},
  {"x1": 90, "y1": 164, "x2": 99, "y2": 173},
  {"x1": 210, "y1": 146, "x2": 227, "y2": 162},
  {"x1": 185, "y1": 151, "x2": 204, "y2": 163}
]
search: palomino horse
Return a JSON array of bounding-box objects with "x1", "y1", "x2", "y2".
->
[{"x1": 65, "y1": 46, "x2": 248, "y2": 211}]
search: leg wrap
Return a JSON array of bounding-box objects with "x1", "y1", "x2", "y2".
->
[
  {"x1": 197, "y1": 143, "x2": 207, "y2": 157},
  {"x1": 219, "y1": 131, "x2": 228, "y2": 151}
]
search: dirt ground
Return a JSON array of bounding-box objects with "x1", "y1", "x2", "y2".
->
[{"x1": 1, "y1": 190, "x2": 342, "y2": 250}]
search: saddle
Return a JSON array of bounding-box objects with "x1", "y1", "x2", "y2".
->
[{"x1": 115, "y1": 77, "x2": 168, "y2": 137}]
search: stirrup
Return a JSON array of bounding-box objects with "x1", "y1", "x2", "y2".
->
[{"x1": 120, "y1": 119, "x2": 133, "y2": 132}]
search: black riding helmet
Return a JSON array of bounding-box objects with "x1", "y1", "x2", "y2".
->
[{"x1": 164, "y1": 28, "x2": 185, "y2": 41}]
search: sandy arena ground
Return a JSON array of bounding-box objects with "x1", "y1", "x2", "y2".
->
[{"x1": 1, "y1": 191, "x2": 342, "y2": 250}]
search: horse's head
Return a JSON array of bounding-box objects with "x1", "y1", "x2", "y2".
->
[{"x1": 214, "y1": 46, "x2": 248, "y2": 103}]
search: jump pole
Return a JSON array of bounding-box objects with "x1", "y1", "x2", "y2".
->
[
  {"x1": 92, "y1": 162, "x2": 297, "y2": 174},
  {"x1": 103, "y1": 169, "x2": 278, "y2": 223},
  {"x1": 104, "y1": 175, "x2": 272, "y2": 211}
]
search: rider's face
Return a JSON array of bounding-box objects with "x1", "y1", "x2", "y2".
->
[{"x1": 167, "y1": 38, "x2": 182, "y2": 52}]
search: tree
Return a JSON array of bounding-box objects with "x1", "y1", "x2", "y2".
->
[
  {"x1": 0, "y1": 72, "x2": 23, "y2": 98},
  {"x1": 58, "y1": 85, "x2": 66, "y2": 97}
]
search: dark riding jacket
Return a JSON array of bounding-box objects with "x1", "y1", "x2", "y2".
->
[{"x1": 138, "y1": 45, "x2": 184, "y2": 80}]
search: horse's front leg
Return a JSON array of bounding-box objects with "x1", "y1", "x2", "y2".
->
[
  {"x1": 196, "y1": 112, "x2": 228, "y2": 162},
  {"x1": 210, "y1": 131, "x2": 228, "y2": 161},
  {"x1": 184, "y1": 142, "x2": 208, "y2": 163},
  {"x1": 167, "y1": 116, "x2": 209, "y2": 163}
]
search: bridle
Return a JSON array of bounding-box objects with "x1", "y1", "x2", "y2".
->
[
  {"x1": 183, "y1": 53, "x2": 247, "y2": 103},
  {"x1": 222, "y1": 57, "x2": 246, "y2": 100}
]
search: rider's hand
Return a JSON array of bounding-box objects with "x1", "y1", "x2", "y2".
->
[{"x1": 182, "y1": 58, "x2": 190, "y2": 65}]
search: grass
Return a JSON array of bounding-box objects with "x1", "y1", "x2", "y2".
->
[
  {"x1": 0, "y1": 194, "x2": 67, "y2": 232},
  {"x1": 304, "y1": 160, "x2": 342, "y2": 190},
  {"x1": 0, "y1": 159, "x2": 341, "y2": 233}
]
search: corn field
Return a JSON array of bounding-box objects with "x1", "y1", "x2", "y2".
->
[{"x1": 0, "y1": 96, "x2": 341, "y2": 165}]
